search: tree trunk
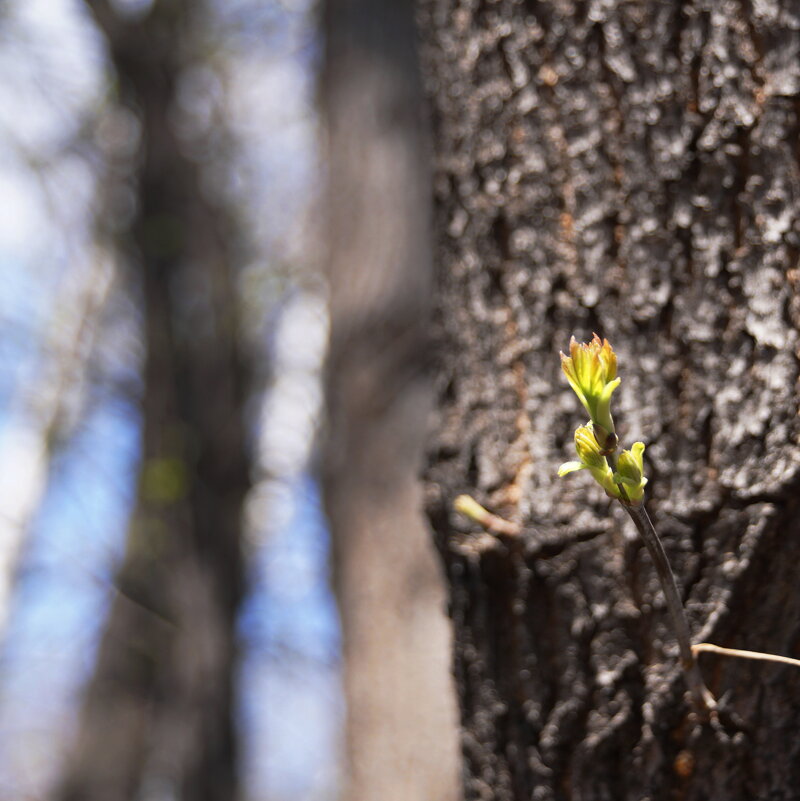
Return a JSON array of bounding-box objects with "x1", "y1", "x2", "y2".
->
[
  {"x1": 321, "y1": 1, "x2": 460, "y2": 800},
  {"x1": 55, "y1": 3, "x2": 249, "y2": 800},
  {"x1": 419, "y1": 0, "x2": 800, "y2": 798}
]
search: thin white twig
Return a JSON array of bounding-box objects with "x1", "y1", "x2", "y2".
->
[{"x1": 693, "y1": 643, "x2": 800, "y2": 669}]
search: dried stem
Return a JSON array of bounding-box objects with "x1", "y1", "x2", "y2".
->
[{"x1": 693, "y1": 642, "x2": 800, "y2": 669}]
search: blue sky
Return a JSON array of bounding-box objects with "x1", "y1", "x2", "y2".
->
[{"x1": 0, "y1": 2, "x2": 340, "y2": 799}]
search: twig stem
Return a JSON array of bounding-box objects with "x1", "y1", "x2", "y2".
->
[
  {"x1": 693, "y1": 642, "x2": 800, "y2": 669},
  {"x1": 621, "y1": 501, "x2": 717, "y2": 714}
]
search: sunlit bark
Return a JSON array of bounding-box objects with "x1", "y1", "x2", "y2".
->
[{"x1": 420, "y1": 1, "x2": 800, "y2": 797}]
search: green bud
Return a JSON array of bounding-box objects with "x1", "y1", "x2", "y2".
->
[
  {"x1": 560, "y1": 334, "x2": 620, "y2": 451},
  {"x1": 613, "y1": 442, "x2": 648, "y2": 504},
  {"x1": 558, "y1": 424, "x2": 620, "y2": 498}
]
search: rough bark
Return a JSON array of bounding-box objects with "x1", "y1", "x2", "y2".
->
[
  {"x1": 419, "y1": 0, "x2": 800, "y2": 798},
  {"x1": 55, "y1": 3, "x2": 249, "y2": 800},
  {"x1": 321, "y1": 1, "x2": 460, "y2": 800}
]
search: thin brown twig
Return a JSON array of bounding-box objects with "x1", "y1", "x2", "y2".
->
[{"x1": 620, "y1": 499, "x2": 717, "y2": 715}]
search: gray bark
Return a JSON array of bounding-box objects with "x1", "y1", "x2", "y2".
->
[
  {"x1": 321, "y1": 1, "x2": 460, "y2": 800},
  {"x1": 419, "y1": 0, "x2": 800, "y2": 798}
]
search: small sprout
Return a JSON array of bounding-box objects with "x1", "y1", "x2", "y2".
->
[
  {"x1": 560, "y1": 334, "x2": 620, "y2": 450},
  {"x1": 557, "y1": 335, "x2": 718, "y2": 716},
  {"x1": 574, "y1": 424, "x2": 610, "y2": 473},
  {"x1": 614, "y1": 442, "x2": 647, "y2": 504},
  {"x1": 453, "y1": 494, "x2": 520, "y2": 536},
  {"x1": 558, "y1": 335, "x2": 647, "y2": 503},
  {"x1": 454, "y1": 494, "x2": 488, "y2": 521},
  {"x1": 558, "y1": 423, "x2": 619, "y2": 499}
]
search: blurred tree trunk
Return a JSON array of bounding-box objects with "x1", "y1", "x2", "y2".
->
[
  {"x1": 55, "y1": 3, "x2": 250, "y2": 801},
  {"x1": 419, "y1": 1, "x2": 800, "y2": 798},
  {"x1": 321, "y1": 1, "x2": 460, "y2": 800}
]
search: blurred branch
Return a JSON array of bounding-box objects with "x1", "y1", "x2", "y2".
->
[
  {"x1": 82, "y1": 0, "x2": 122, "y2": 41},
  {"x1": 454, "y1": 494, "x2": 521, "y2": 537}
]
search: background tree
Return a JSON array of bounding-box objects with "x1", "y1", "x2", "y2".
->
[
  {"x1": 321, "y1": 1, "x2": 460, "y2": 800},
  {"x1": 55, "y1": 3, "x2": 250, "y2": 800},
  {"x1": 419, "y1": 0, "x2": 800, "y2": 798}
]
